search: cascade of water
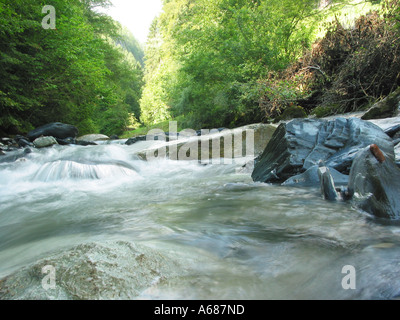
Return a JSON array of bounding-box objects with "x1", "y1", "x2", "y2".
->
[{"x1": 0, "y1": 143, "x2": 400, "y2": 300}]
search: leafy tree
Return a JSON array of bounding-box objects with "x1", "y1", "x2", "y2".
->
[
  {"x1": 139, "y1": 0, "x2": 323, "y2": 129},
  {"x1": 0, "y1": 0, "x2": 143, "y2": 136}
]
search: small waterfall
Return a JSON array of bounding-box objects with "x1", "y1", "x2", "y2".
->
[
  {"x1": 32, "y1": 160, "x2": 139, "y2": 182},
  {"x1": 1, "y1": 143, "x2": 400, "y2": 300}
]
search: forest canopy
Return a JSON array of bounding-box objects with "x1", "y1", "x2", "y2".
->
[
  {"x1": 140, "y1": 0, "x2": 400, "y2": 129},
  {"x1": 0, "y1": 0, "x2": 144, "y2": 136}
]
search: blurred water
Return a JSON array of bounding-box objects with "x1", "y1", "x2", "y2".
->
[{"x1": 0, "y1": 143, "x2": 400, "y2": 300}]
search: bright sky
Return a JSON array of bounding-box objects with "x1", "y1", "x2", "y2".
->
[{"x1": 100, "y1": 0, "x2": 163, "y2": 45}]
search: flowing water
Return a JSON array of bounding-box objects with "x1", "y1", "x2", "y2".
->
[{"x1": 1, "y1": 141, "x2": 400, "y2": 300}]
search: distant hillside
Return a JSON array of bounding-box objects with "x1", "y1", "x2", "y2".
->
[{"x1": 117, "y1": 26, "x2": 145, "y2": 67}]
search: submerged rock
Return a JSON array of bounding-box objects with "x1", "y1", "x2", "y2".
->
[
  {"x1": 27, "y1": 122, "x2": 78, "y2": 142},
  {"x1": 0, "y1": 148, "x2": 32, "y2": 163},
  {"x1": 252, "y1": 118, "x2": 394, "y2": 183},
  {"x1": 348, "y1": 145, "x2": 400, "y2": 220}
]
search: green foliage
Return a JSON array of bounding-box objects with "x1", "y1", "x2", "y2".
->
[
  {"x1": 140, "y1": 0, "x2": 400, "y2": 128},
  {"x1": 0, "y1": 0, "x2": 143, "y2": 136},
  {"x1": 140, "y1": 0, "x2": 323, "y2": 129},
  {"x1": 116, "y1": 26, "x2": 145, "y2": 67},
  {"x1": 296, "y1": 1, "x2": 400, "y2": 115},
  {"x1": 257, "y1": 0, "x2": 400, "y2": 118}
]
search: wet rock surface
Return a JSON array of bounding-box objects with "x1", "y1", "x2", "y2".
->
[
  {"x1": 318, "y1": 166, "x2": 340, "y2": 201},
  {"x1": 134, "y1": 123, "x2": 276, "y2": 161},
  {"x1": 252, "y1": 118, "x2": 394, "y2": 184},
  {"x1": 282, "y1": 164, "x2": 349, "y2": 188},
  {"x1": 348, "y1": 146, "x2": 400, "y2": 220},
  {"x1": 0, "y1": 148, "x2": 32, "y2": 164},
  {"x1": 126, "y1": 135, "x2": 148, "y2": 146},
  {"x1": 0, "y1": 241, "x2": 185, "y2": 300}
]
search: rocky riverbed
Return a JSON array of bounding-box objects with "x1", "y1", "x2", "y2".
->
[{"x1": 1, "y1": 114, "x2": 400, "y2": 300}]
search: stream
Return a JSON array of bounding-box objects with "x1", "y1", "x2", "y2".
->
[{"x1": 1, "y1": 140, "x2": 400, "y2": 300}]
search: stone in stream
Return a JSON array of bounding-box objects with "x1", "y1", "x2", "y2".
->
[
  {"x1": 318, "y1": 166, "x2": 340, "y2": 201},
  {"x1": 384, "y1": 124, "x2": 400, "y2": 138},
  {"x1": 134, "y1": 123, "x2": 277, "y2": 161},
  {"x1": 17, "y1": 137, "x2": 33, "y2": 148},
  {"x1": 252, "y1": 118, "x2": 394, "y2": 184},
  {"x1": 76, "y1": 140, "x2": 98, "y2": 146},
  {"x1": 126, "y1": 135, "x2": 147, "y2": 146},
  {"x1": 0, "y1": 241, "x2": 185, "y2": 300},
  {"x1": 27, "y1": 122, "x2": 78, "y2": 142},
  {"x1": 282, "y1": 164, "x2": 349, "y2": 188},
  {"x1": 33, "y1": 136, "x2": 58, "y2": 148},
  {"x1": 348, "y1": 144, "x2": 400, "y2": 220},
  {"x1": 55, "y1": 137, "x2": 77, "y2": 146},
  {"x1": 77, "y1": 134, "x2": 110, "y2": 142},
  {"x1": 0, "y1": 148, "x2": 32, "y2": 163}
]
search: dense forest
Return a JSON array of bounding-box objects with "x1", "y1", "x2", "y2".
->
[
  {"x1": 0, "y1": 0, "x2": 144, "y2": 137},
  {"x1": 1, "y1": 0, "x2": 399, "y2": 137},
  {"x1": 141, "y1": 0, "x2": 400, "y2": 130}
]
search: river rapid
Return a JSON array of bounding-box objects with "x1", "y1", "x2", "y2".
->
[{"x1": 1, "y1": 140, "x2": 400, "y2": 300}]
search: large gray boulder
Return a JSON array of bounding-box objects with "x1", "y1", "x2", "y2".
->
[
  {"x1": 134, "y1": 123, "x2": 276, "y2": 161},
  {"x1": 348, "y1": 145, "x2": 400, "y2": 220},
  {"x1": 27, "y1": 122, "x2": 78, "y2": 142},
  {"x1": 252, "y1": 118, "x2": 394, "y2": 183}
]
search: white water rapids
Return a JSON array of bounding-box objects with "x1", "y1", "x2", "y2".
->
[{"x1": 1, "y1": 141, "x2": 400, "y2": 300}]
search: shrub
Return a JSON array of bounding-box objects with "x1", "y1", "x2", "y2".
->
[
  {"x1": 295, "y1": 3, "x2": 400, "y2": 114},
  {"x1": 261, "y1": 1, "x2": 400, "y2": 120}
]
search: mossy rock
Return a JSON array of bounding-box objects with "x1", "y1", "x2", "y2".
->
[
  {"x1": 362, "y1": 87, "x2": 400, "y2": 120},
  {"x1": 313, "y1": 106, "x2": 332, "y2": 118},
  {"x1": 312, "y1": 103, "x2": 343, "y2": 118},
  {"x1": 274, "y1": 106, "x2": 307, "y2": 123}
]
